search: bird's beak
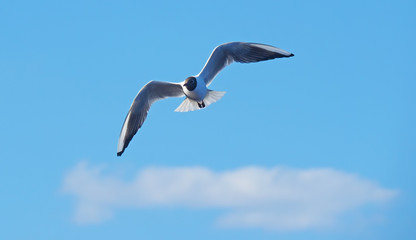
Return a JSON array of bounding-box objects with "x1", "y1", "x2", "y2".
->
[{"x1": 183, "y1": 82, "x2": 188, "y2": 87}]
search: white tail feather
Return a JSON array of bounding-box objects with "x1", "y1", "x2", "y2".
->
[
  {"x1": 174, "y1": 98, "x2": 200, "y2": 112},
  {"x1": 204, "y1": 90, "x2": 226, "y2": 107},
  {"x1": 174, "y1": 90, "x2": 226, "y2": 112}
]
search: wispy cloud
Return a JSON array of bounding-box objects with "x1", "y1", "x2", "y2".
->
[{"x1": 62, "y1": 162, "x2": 398, "y2": 230}]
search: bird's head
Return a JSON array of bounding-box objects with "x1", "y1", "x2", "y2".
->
[{"x1": 183, "y1": 76, "x2": 197, "y2": 91}]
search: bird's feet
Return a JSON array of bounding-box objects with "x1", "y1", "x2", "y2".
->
[{"x1": 198, "y1": 101, "x2": 206, "y2": 108}]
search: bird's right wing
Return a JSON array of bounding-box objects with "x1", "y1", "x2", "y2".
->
[
  {"x1": 197, "y1": 42, "x2": 294, "y2": 86},
  {"x1": 117, "y1": 81, "x2": 184, "y2": 156}
]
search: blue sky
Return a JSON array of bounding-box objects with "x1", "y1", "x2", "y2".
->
[{"x1": 1, "y1": 0, "x2": 415, "y2": 239}]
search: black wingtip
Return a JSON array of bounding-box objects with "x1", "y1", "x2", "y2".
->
[
  {"x1": 289, "y1": 53, "x2": 295, "y2": 57},
  {"x1": 117, "y1": 151, "x2": 123, "y2": 157}
]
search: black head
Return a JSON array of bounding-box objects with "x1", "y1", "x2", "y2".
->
[{"x1": 183, "y1": 77, "x2": 197, "y2": 91}]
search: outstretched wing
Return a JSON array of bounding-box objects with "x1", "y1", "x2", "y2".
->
[
  {"x1": 197, "y1": 42, "x2": 294, "y2": 86},
  {"x1": 117, "y1": 81, "x2": 184, "y2": 156}
]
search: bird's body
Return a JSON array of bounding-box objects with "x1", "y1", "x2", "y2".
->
[
  {"x1": 183, "y1": 76, "x2": 207, "y2": 103},
  {"x1": 117, "y1": 42, "x2": 294, "y2": 156}
]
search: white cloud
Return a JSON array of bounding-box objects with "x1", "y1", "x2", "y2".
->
[{"x1": 62, "y1": 162, "x2": 398, "y2": 230}]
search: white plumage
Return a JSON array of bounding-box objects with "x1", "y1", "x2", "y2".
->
[{"x1": 117, "y1": 42, "x2": 294, "y2": 156}]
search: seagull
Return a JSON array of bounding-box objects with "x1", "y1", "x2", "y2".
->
[{"x1": 117, "y1": 42, "x2": 294, "y2": 156}]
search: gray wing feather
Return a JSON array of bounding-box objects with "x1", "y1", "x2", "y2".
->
[
  {"x1": 197, "y1": 42, "x2": 294, "y2": 86},
  {"x1": 117, "y1": 81, "x2": 184, "y2": 156}
]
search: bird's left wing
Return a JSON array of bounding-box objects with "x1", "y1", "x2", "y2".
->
[
  {"x1": 197, "y1": 42, "x2": 294, "y2": 86},
  {"x1": 117, "y1": 81, "x2": 184, "y2": 156}
]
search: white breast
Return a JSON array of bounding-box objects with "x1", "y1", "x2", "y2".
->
[{"x1": 183, "y1": 77, "x2": 207, "y2": 102}]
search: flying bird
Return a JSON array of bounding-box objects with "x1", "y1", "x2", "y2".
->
[{"x1": 117, "y1": 42, "x2": 294, "y2": 156}]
